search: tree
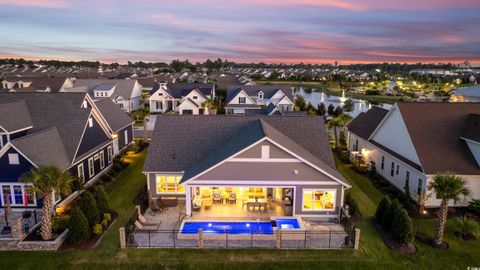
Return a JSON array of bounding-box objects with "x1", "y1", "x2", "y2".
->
[
  {"x1": 381, "y1": 199, "x2": 401, "y2": 231},
  {"x1": 327, "y1": 104, "x2": 335, "y2": 115},
  {"x1": 78, "y1": 191, "x2": 100, "y2": 227},
  {"x1": 338, "y1": 113, "x2": 352, "y2": 135},
  {"x1": 68, "y1": 208, "x2": 90, "y2": 244},
  {"x1": 327, "y1": 118, "x2": 342, "y2": 149},
  {"x1": 391, "y1": 208, "x2": 414, "y2": 244},
  {"x1": 334, "y1": 106, "x2": 343, "y2": 117},
  {"x1": 343, "y1": 98, "x2": 354, "y2": 112},
  {"x1": 295, "y1": 96, "x2": 307, "y2": 111},
  {"x1": 93, "y1": 186, "x2": 110, "y2": 216},
  {"x1": 375, "y1": 196, "x2": 391, "y2": 222},
  {"x1": 316, "y1": 103, "x2": 326, "y2": 116},
  {"x1": 428, "y1": 172, "x2": 470, "y2": 246},
  {"x1": 201, "y1": 99, "x2": 215, "y2": 115},
  {"x1": 20, "y1": 166, "x2": 72, "y2": 240}
]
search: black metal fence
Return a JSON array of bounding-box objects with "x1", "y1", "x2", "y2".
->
[{"x1": 127, "y1": 228, "x2": 355, "y2": 249}]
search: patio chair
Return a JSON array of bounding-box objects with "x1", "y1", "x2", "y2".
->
[
  {"x1": 192, "y1": 199, "x2": 202, "y2": 211},
  {"x1": 228, "y1": 193, "x2": 237, "y2": 204},
  {"x1": 213, "y1": 192, "x2": 222, "y2": 204},
  {"x1": 138, "y1": 214, "x2": 161, "y2": 227},
  {"x1": 204, "y1": 199, "x2": 213, "y2": 210}
]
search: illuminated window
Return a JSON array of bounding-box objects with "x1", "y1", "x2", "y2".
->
[
  {"x1": 156, "y1": 175, "x2": 184, "y2": 193},
  {"x1": 302, "y1": 189, "x2": 336, "y2": 211}
]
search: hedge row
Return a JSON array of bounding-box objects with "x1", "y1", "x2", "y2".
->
[{"x1": 375, "y1": 196, "x2": 414, "y2": 244}]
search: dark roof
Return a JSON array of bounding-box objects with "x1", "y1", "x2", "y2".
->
[
  {"x1": 4, "y1": 76, "x2": 70, "y2": 92},
  {"x1": 0, "y1": 93, "x2": 90, "y2": 161},
  {"x1": 94, "y1": 98, "x2": 134, "y2": 132},
  {"x1": 398, "y1": 102, "x2": 480, "y2": 175},
  {"x1": 347, "y1": 106, "x2": 389, "y2": 140},
  {"x1": 144, "y1": 115, "x2": 347, "y2": 185},
  {"x1": 461, "y1": 114, "x2": 480, "y2": 143},
  {"x1": 226, "y1": 85, "x2": 293, "y2": 103},
  {"x1": 0, "y1": 99, "x2": 32, "y2": 132},
  {"x1": 152, "y1": 83, "x2": 214, "y2": 98},
  {"x1": 73, "y1": 79, "x2": 139, "y2": 99}
]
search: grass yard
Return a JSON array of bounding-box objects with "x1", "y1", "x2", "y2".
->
[{"x1": 1, "y1": 150, "x2": 479, "y2": 269}]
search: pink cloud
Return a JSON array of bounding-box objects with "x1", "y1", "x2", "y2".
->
[{"x1": 0, "y1": 0, "x2": 67, "y2": 8}]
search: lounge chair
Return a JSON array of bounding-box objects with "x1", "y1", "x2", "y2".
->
[
  {"x1": 135, "y1": 220, "x2": 160, "y2": 230},
  {"x1": 138, "y1": 214, "x2": 161, "y2": 227},
  {"x1": 228, "y1": 193, "x2": 236, "y2": 204},
  {"x1": 192, "y1": 199, "x2": 203, "y2": 211}
]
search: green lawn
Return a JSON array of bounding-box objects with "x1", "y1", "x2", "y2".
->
[{"x1": 1, "y1": 150, "x2": 479, "y2": 269}]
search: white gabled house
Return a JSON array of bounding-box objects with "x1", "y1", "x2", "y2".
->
[
  {"x1": 225, "y1": 85, "x2": 295, "y2": 115},
  {"x1": 347, "y1": 103, "x2": 480, "y2": 207}
]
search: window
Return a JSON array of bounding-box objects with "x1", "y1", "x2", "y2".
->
[
  {"x1": 396, "y1": 165, "x2": 400, "y2": 175},
  {"x1": 88, "y1": 158, "x2": 94, "y2": 177},
  {"x1": 156, "y1": 101, "x2": 162, "y2": 110},
  {"x1": 77, "y1": 164, "x2": 85, "y2": 183},
  {"x1": 381, "y1": 156, "x2": 385, "y2": 170},
  {"x1": 124, "y1": 130, "x2": 129, "y2": 145},
  {"x1": 156, "y1": 175, "x2": 184, "y2": 193},
  {"x1": 417, "y1": 178, "x2": 423, "y2": 195},
  {"x1": 8, "y1": 153, "x2": 19, "y2": 165},
  {"x1": 390, "y1": 162, "x2": 395, "y2": 177},
  {"x1": 107, "y1": 145, "x2": 113, "y2": 163},
  {"x1": 405, "y1": 171, "x2": 410, "y2": 183},
  {"x1": 193, "y1": 96, "x2": 198, "y2": 99},
  {"x1": 258, "y1": 92, "x2": 264, "y2": 99},
  {"x1": 25, "y1": 186, "x2": 35, "y2": 205},
  {"x1": 99, "y1": 151, "x2": 105, "y2": 169},
  {"x1": 354, "y1": 139, "x2": 359, "y2": 151},
  {"x1": 238, "y1": 97, "x2": 246, "y2": 104},
  {"x1": 302, "y1": 189, "x2": 336, "y2": 211},
  {"x1": 13, "y1": 185, "x2": 23, "y2": 204},
  {"x1": 2, "y1": 185, "x2": 11, "y2": 205}
]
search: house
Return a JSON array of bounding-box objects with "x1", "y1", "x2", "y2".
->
[
  {"x1": 347, "y1": 103, "x2": 480, "y2": 207},
  {"x1": 148, "y1": 83, "x2": 215, "y2": 115},
  {"x1": 451, "y1": 85, "x2": 480, "y2": 102},
  {"x1": 0, "y1": 93, "x2": 134, "y2": 208},
  {"x1": 143, "y1": 115, "x2": 350, "y2": 221},
  {"x1": 225, "y1": 85, "x2": 295, "y2": 115},
  {"x1": 1, "y1": 77, "x2": 74, "y2": 92},
  {"x1": 66, "y1": 79, "x2": 143, "y2": 113}
]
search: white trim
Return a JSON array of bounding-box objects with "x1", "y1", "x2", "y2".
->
[
  {"x1": 228, "y1": 158, "x2": 301, "y2": 163},
  {"x1": 229, "y1": 89, "x2": 256, "y2": 105},
  {"x1": 0, "y1": 183, "x2": 37, "y2": 207},
  {"x1": 88, "y1": 157, "x2": 95, "y2": 178},
  {"x1": 0, "y1": 142, "x2": 38, "y2": 168},
  {"x1": 185, "y1": 180, "x2": 340, "y2": 186},
  {"x1": 71, "y1": 141, "x2": 113, "y2": 166},
  {"x1": 0, "y1": 125, "x2": 33, "y2": 134},
  {"x1": 77, "y1": 163, "x2": 85, "y2": 183},
  {"x1": 461, "y1": 137, "x2": 480, "y2": 146},
  {"x1": 99, "y1": 151, "x2": 105, "y2": 169},
  {"x1": 107, "y1": 145, "x2": 113, "y2": 163}
]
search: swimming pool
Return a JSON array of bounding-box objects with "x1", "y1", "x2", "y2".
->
[
  {"x1": 274, "y1": 218, "x2": 301, "y2": 229},
  {"x1": 181, "y1": 221, "x2": 274, "y2": 235}
]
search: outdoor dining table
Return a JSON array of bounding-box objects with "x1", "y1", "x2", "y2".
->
[{"x1": 245, "y1": 198, "x2": 268, "y2": 211}]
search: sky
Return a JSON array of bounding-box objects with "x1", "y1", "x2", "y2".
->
[{"x1": 0, "y1": 0, "x2": 479, "y2": 64}]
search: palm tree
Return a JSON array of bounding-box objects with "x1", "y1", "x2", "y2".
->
[
  {"x1": 20, "y1": 166, "x2": 72, "y2": 240},
  {"x1": 201, "y1": 99, "x2": 215, "y2": 115},
  {"x1": 327, "y1": 118, "x2": 342, "y2": 149},
  {"x1": 428, "y1": 171, "x2": 470, "y2": 246},
  {"x1": 338, "y1": 113, "x2": 353, "y2": 135}
]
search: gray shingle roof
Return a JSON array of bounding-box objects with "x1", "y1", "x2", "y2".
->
[
  {"x1": 461, "y1": 114, "x2": 480, "y2": 143},
  {"x1": 0, "y1": 99, "x2": 32, "y2": 132},
  {"x1": 11, "y1": 127, "x2": 71, "y2": 169},
  {"x1": 3, "y1": 76, "x2": 70, "y2": 92},
  {"x1": 226, "y1": 85, "x2": 293, "y2": 103},
  {"x1": 144, "y1": 115, "x2": 347, "y2": 185},
  {"x1": 94, "y1": 98, "x2": 134, "y2": 132},
  {"x1": 74, "y1": 79, "x2": 139, "y2": 99},
  {"x1": 152, "y1": 83, "x2": 214, "y2": 98},
  {"x1": 347, "y1": 106, "x2": 389, "y2": 140}
]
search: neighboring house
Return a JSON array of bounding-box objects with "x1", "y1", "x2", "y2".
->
[
  {"x1": 451, "y1": 85, "x2": 480, "y2": 102},
  {"x1": 148, "y1": 83, "x2": 215, "y2": 115},
  {"x1": 225, "y1": 85, "x2": 295, "y2": 115},
  {"x1": 143, "y1": 115, "x2": 350, "y2": 221},
  {"x1": 2, "y1": 77, "x2": 74, "y2": 92},
  {"x1": 0, "y1": 93, "x2": 134, "y2": 208},
  {"x1": 347, "y1": 103, "x2": 480, "y2": 207},
  {"x1": 66, "y1": 79, "x2": 143, "y2": 113}
]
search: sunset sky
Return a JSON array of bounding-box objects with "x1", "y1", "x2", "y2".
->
[{"x1": 1, "y1": 0, "x2": 479, "y2": 64}]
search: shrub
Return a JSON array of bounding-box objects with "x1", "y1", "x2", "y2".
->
[
  {"x1": 68, "y1": 208, "x2": 90, "y2": 244},
  {"x1": 93, "y1": 185, "x2": 110, "y2": 216},
  {"x1": 391, "y1": 208, "x2": 414, "y2": 244},
  {"x1": 455, "y1": 216, "x2": 479, "y2": 240},
  {"x1": 71, "y1": 176, "x2": 85, "y2": 192},
  {"x1": 135, "y1": 140, "x2": 150, "y2": 153},
  {"x1": 345, "y1": 191, "x2": 359, "y2": 216},
  {"x1": 381, "y1": 199, "x2": 401, "y2": 231},
  {"x1": 52, "y1": 215, "x2": 70, "y2": 233},
  {"x1": 78, "y1": 191, "x2": 100, "y2": 227},
  {"x1": 93, "y1": 224, "x2": 103, "y2": 235},
  {"x1": 366, "y1": 89, "x2": 381, "y2": 95},
  {"x1": 101, "y1": 219, "x2": 108, "y2": 228},
  {"x1": 103, "y1": 213, "x2": 112, "y2": 222},
  {"x1": 468, "y1": 199, "x2": 480, "y2": 216},
  {"x1": 375, "y1": 196, "x2": 391, "y2": 222}
]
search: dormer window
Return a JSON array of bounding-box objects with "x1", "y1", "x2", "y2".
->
[
  {"x1": 239, "y1": 97, "x2": 246, "y2": 104},
  {"x1": 258, "y1": 91, "x2": 264, "y2": 100}
]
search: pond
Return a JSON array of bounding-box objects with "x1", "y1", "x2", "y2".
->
[{"x1": 295, "y1": 87, "x2": 392, "y2": 117}]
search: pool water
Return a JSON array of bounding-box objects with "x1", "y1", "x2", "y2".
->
[
  {"x1": 275, "y1": 218, "x2": 301, "y2": 229},
  {"x1": 181, "y1": 221, "x2": 274, "y2": 234}
]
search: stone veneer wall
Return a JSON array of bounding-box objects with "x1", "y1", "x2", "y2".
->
[{"x1": 0, "y1": 221, "x2": 69, "y2": 251}]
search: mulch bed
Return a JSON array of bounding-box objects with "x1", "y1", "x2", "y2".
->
[
  {"x1": 60, "y1": 211, "x2": 118, "y2": 251},
  {"x1": 370, "y1": 218, "x2": 416, "y2": 255},
  {"x1": 23, "y1": 227, "x2": 63, "y2": 242},
  {"x1": 415, "y1": 233, "x2": 449, "y2": 250}
]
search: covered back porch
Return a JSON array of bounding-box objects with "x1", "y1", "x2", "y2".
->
[{"x1": 185, "y1": 185, "x2": 294, "y2": 219}]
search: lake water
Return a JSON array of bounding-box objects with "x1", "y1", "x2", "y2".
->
[{"x1": 295, "y1": 87, "x2": 392, "y2": 117}]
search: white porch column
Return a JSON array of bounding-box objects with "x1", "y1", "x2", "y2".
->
[{"x1": 186, "y1": 186, "x2": 192, "y2": 216}]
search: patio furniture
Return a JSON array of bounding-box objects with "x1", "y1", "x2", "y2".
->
[
  {"x1": 228, "y1": 193, "x2": 237, "y2": 204},
  {"x1": 213, "y1": 192, "x2": 222, "y2": 204},
  {"x1": 138, "y1": 214, "x2": 160, "y2": 227},
  {"x1": 221, "y1": 193, "x2": 230, "y2": 203},
  {"x1": 204, "y1": 199, "x2": 213, "y2": 209},
  {"x1": 135, "y1": 220, "x2": 160, "y2": 230},
  {"x1": 192, "y1": 197, "x2": 203, "y2": 211}
]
